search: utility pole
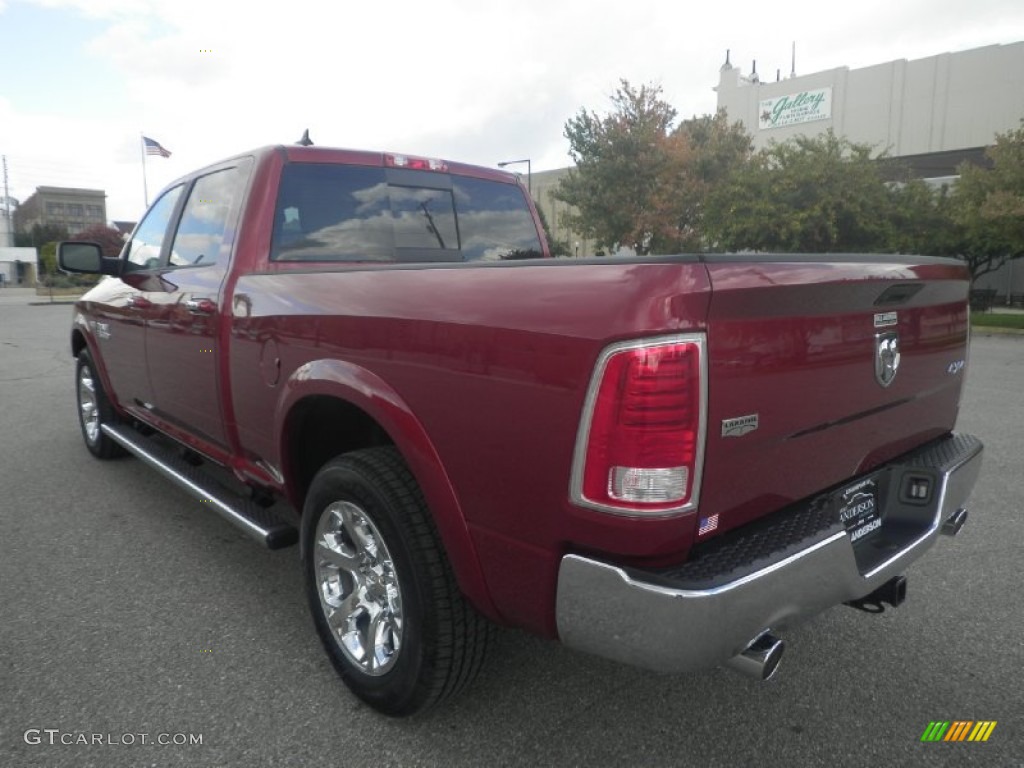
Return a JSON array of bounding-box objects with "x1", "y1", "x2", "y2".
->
[
  {"x1": 140, "y1": 135, "x2": 149, "y2": 208},
  {"x1": 2, "y1": 155, "x2": 11, "y2": 247}
]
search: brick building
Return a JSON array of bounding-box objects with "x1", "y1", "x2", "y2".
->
[{"x1": 14, "y1": 186, "x2": 107, "y2": 236}]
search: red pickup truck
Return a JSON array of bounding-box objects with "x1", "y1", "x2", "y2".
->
[{"x1": 59, "y1": 143, "x2": 982, "y2": 716}]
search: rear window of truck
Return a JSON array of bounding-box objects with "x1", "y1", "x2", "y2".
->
[{"x1": 271, "y1": 164, "x2": 543, "y2": 263}]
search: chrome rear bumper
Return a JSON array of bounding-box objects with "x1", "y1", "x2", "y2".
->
[{"x1": 555, "y1": 433, "x2": 983, "y2": 674}]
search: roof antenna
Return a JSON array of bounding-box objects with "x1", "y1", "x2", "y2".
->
[
  {"x1": 750, "y1": 59, "x2": 759, "y2": 83},
  {"x1": 791, "y1": 42, "x2": 796, "y2": 78},
  {"x1": 721, "y1": 48, "x2": 732, "y2": 70},
  {"x1": 296, "y1": 129, "x2": 314, "y2": 147}
]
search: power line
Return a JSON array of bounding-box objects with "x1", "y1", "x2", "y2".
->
[
  {"x1": 3, "y1": 153, "x2": 100, "y2": 174},
  {"x1": 1, "y1": 155, "x2": 112, "y2": 199}
]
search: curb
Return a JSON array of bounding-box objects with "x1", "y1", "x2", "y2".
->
[{"x1": 971, "y1": 325, "x2": 1024, "y2": 336}]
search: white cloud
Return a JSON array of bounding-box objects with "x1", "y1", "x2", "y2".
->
[{"x1": 6, "y1": 0, "x2": 1024, "y2": 220}]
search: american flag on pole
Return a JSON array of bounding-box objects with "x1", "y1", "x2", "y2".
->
[
  {"x1": 143, "y1": 136, "x2": 171, "y2": 158},
  {"x1": 698, "y1": 514, "x2": 719, "y2": 536}
]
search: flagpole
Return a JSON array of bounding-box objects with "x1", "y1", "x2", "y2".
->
[{"x1": 140, "y1": 133, "x2": 149, "y2": 208}]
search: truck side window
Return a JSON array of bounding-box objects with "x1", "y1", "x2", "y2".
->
[
  {"x1": 167, "y1": 163, "x2": 250, "y2": 268},
  {"x1": 124, "y1": 185, "x2": 184, "y2": 271},
  {"x1": 454, "y1": 177, "x2": 543, "y2": 261}
]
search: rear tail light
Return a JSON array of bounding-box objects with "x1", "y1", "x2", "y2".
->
[{"x1": 570, "y1": 335, "x2": 706, "y2": 516}]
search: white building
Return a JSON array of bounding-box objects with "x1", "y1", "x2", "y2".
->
[
  {"x1": 715, "y1": 41, "x2": 1024, "y2": 295},
  {"x1": 0, "y1": 247, "x2": 38, "y2": 286},
  {"x1": 716, "y1": 41, "x2": 1024, "y2": 178}
]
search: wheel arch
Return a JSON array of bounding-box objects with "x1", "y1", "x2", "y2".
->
[
  {"x1": 277, "y1": 359, "x2": 499, "y2": 621},
  {"x1": 70, "y1": 319, "x2": 124, "y2": 415},
  {"x1": 71, "y1": 326, "x2": 88, "y2": 358}
]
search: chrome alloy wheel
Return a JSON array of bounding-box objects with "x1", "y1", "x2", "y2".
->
[
  {"x1": 78, "y1": 364, "x2": 100, "y2": 444},
  {"x1": 314, "y1": 501, "x2": 403, "y2": 676}
]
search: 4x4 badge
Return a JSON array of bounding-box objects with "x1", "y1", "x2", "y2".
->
[{"x1": 875, "y1": 332, "x2": 900, "y2": 387}]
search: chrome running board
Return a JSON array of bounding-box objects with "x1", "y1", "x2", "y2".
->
[{"x1": 101, "y1": 423, "x2": 298, "y2": 549}]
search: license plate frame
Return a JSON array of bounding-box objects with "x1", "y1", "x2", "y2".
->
[{"x1": 836, "y1": 477, "x2": 882, "y2": 543}]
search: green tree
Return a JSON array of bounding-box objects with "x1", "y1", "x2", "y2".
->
[
  {"x1": 887, "y1": 178, "x2": 964, "y2": 258},
  {"x1": 555, "y1": 83, "x2": 752, "y2": 254},
  {"x1": 15, "y1": 222, "x2": 69, "y2": 249},
  {"x1": 704, "y1": 131, "x2": 893, "y2": 253},
  {"x1": 670, "y1": 110, "x2": 753, "y2": 249},
  {"x1": 533, "y1": 205, "x2": 569, "y2": 257},
  {"x1": 38, "y1": 241, "x2": 57, "y2": 275},
  {"x1": 555, "y1": 80, "x2": 692, "y2": 254},
  {"x1": 950, "y1": 122, "x2": 1024, "y2": 281}
]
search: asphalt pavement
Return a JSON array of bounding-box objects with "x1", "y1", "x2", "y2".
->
[{"x1": 1, "y1": 296, "x2": 1021, "y2": 768}]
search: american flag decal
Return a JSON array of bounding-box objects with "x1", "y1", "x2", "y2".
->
[{"x1": 698, "y1": 514, "x2": 719, "y2": 536}]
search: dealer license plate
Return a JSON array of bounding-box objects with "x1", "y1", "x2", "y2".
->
[{"x1": 837, "y1": 478, "x2": 882, "y2": 543}]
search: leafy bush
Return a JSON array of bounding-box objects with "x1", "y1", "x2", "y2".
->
[{"x1": 39, "y1": 272, "x2": 101, "y2": 289}]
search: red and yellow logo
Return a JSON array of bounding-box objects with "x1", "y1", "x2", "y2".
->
[{"x1": 921, "y1": 721, "x2": 997, "y2": 742}]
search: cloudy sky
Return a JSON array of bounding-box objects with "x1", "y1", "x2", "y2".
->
[{"x1": 1, "y1": 0, "x2": 1022, "y2": 221}]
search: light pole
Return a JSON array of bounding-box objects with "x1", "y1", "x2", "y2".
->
[{"x1": 497, "y1": 159, "x2": 531, "y2": 194}]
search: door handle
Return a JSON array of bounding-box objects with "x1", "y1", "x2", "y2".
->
[
  {"x1": 128, "y1": 295, "x2": 152, "y2": 309},
  {"x1": 185, "y1": 298, "x2": 217, "y2": 315}
]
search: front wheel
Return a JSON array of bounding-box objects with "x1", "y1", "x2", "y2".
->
[
  {"x1": 75, "y1": 350, "x2": 126, "y2": 459},
  {"x1": 301, "y1": 447, "x2": 491, "y2": 716}
]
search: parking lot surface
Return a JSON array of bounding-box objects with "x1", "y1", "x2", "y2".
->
[{"x1": 1, "y1": 298, "x2": 1021, "y2": 767}]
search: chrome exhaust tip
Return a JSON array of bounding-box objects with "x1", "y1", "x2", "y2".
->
[
  {"x1": 942, "y1": 507, "x2": 968, "y2": 537},
  {"x1": 725, "y1": 632, "x2": 785, "y2": 681}
]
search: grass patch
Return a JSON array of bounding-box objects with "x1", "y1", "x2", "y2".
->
[{"x1": 972, "y1": 312, "x2": 1024, "y2": 329}]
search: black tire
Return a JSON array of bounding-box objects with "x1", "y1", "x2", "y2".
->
[
  {"x1": 301, "y1": 446, "x2": 491, "y2": 716},
  {"x1": 75, "y1": 349, "x2": 127, "y2": 459}
]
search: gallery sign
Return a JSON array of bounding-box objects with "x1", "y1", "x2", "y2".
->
[{"x1": 758, "y1": 87, "x2": 832, "y2": 130}]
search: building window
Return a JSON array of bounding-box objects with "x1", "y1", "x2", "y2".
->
[
  {"x1": 46, "y1": 202, "x2": 64, "y2": 215},
  {"x1": 67, "y1": 204, "x2": 84, "y2": 217}
]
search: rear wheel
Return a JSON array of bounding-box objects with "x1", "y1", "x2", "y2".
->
[
  {"x1": 301, "y1": 447, "x2": 491, "y2": 716},
  {"x1": 75, "y1": 350, "x2": 126, "y2": 459}
]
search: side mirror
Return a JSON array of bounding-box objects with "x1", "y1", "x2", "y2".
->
[{"x1": 58, "y1": 241, "x2": 121, "y2": 276}]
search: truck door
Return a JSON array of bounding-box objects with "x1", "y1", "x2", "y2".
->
[
  {"x1": 142, "y1": 159, "x2": 252, "y2": 453},
  {"x1": 95, "y1": 184, "x2": 184, "y2": 414}
]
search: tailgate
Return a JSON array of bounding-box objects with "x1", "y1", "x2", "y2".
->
[{"x1": 698, "y1": 255, "x2": 970, "y2": 538}]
